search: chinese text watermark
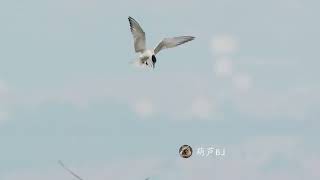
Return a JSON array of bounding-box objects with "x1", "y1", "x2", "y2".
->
[{"x1": 196, "y1": 146, "x2": 226, "y2": 157}]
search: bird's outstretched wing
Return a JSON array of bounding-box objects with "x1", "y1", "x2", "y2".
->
[
  {"x1": 154, "y1": 36, "x2": 195, "y2": 55},
  {"x1": 128, "y1": 16, "x2": 146, "y2": 53},
  {"x1": 58, "y1": 160, "x2": 85, "y2": 180}
]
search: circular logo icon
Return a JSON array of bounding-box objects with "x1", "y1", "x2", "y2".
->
[{"x1": 179, "y1": 145, "x2": 193, "y2": 158}]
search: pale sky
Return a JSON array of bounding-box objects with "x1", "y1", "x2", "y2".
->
[{"x1": 0, "y1": 0, "x2": 319, "y2": 180}]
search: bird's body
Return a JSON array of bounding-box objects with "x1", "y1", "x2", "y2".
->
[
  {"x1": 131, "y1": 49, "x2": 154, "y2": 68},
  {"x1": 138, "y1": 49, "x2": 154, "y2": 65},
  {"x1": 128, "y1": 16, "x2": 195, "y2": 69}
]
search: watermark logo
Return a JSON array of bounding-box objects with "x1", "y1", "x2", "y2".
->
[
  {"x1": 179, "y1": 145, "x2": 226, "y2": 159},
  {"x1": 179, "y1": 145, "x2": 193, "y2": 158}
]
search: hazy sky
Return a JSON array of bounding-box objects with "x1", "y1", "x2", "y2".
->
[{"x1": 0, "y1": 0, "x2": 319, "y2": 180}]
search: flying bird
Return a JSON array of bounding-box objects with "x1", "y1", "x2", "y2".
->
[{"x1": 128, "y1": 16, "x2": 195, "y2": 69}]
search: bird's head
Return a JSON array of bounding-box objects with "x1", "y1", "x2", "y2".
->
[{"x1": 151, "y1": 55, "x2": 157, "y2": 69}]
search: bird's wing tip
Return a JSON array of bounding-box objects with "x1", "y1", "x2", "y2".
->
[{"x1": 181, "y1": 36, "x2": 195, "y2": 40}]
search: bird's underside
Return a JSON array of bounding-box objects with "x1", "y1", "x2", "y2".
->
[
  {"x1": 137, "y1": 49, "x2": 155, "y2": 68},
  {"x1": 128, "y1": 16, "x2": 195, "y2": 69}
]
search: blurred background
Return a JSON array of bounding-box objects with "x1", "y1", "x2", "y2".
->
[{"x1": 0, "y1": 0, "x2": 319, "y2": 179}]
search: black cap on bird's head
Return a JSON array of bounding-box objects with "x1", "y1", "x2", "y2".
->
[{"x1": 151, "y1": 55, "x2": 157, "y2": 69}]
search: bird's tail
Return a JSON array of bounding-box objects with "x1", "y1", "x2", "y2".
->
[{"x1": 129, "y1": 59, "x2": 146, "y2": 69}]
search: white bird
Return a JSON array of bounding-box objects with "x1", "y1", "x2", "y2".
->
[{"x1": 128, "y1": 16, "x2": 195, "y2": 69}]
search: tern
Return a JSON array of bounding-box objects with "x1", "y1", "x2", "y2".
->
[{"x1": 128, "y1": 16, "x2": 195, "y2": 69}]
